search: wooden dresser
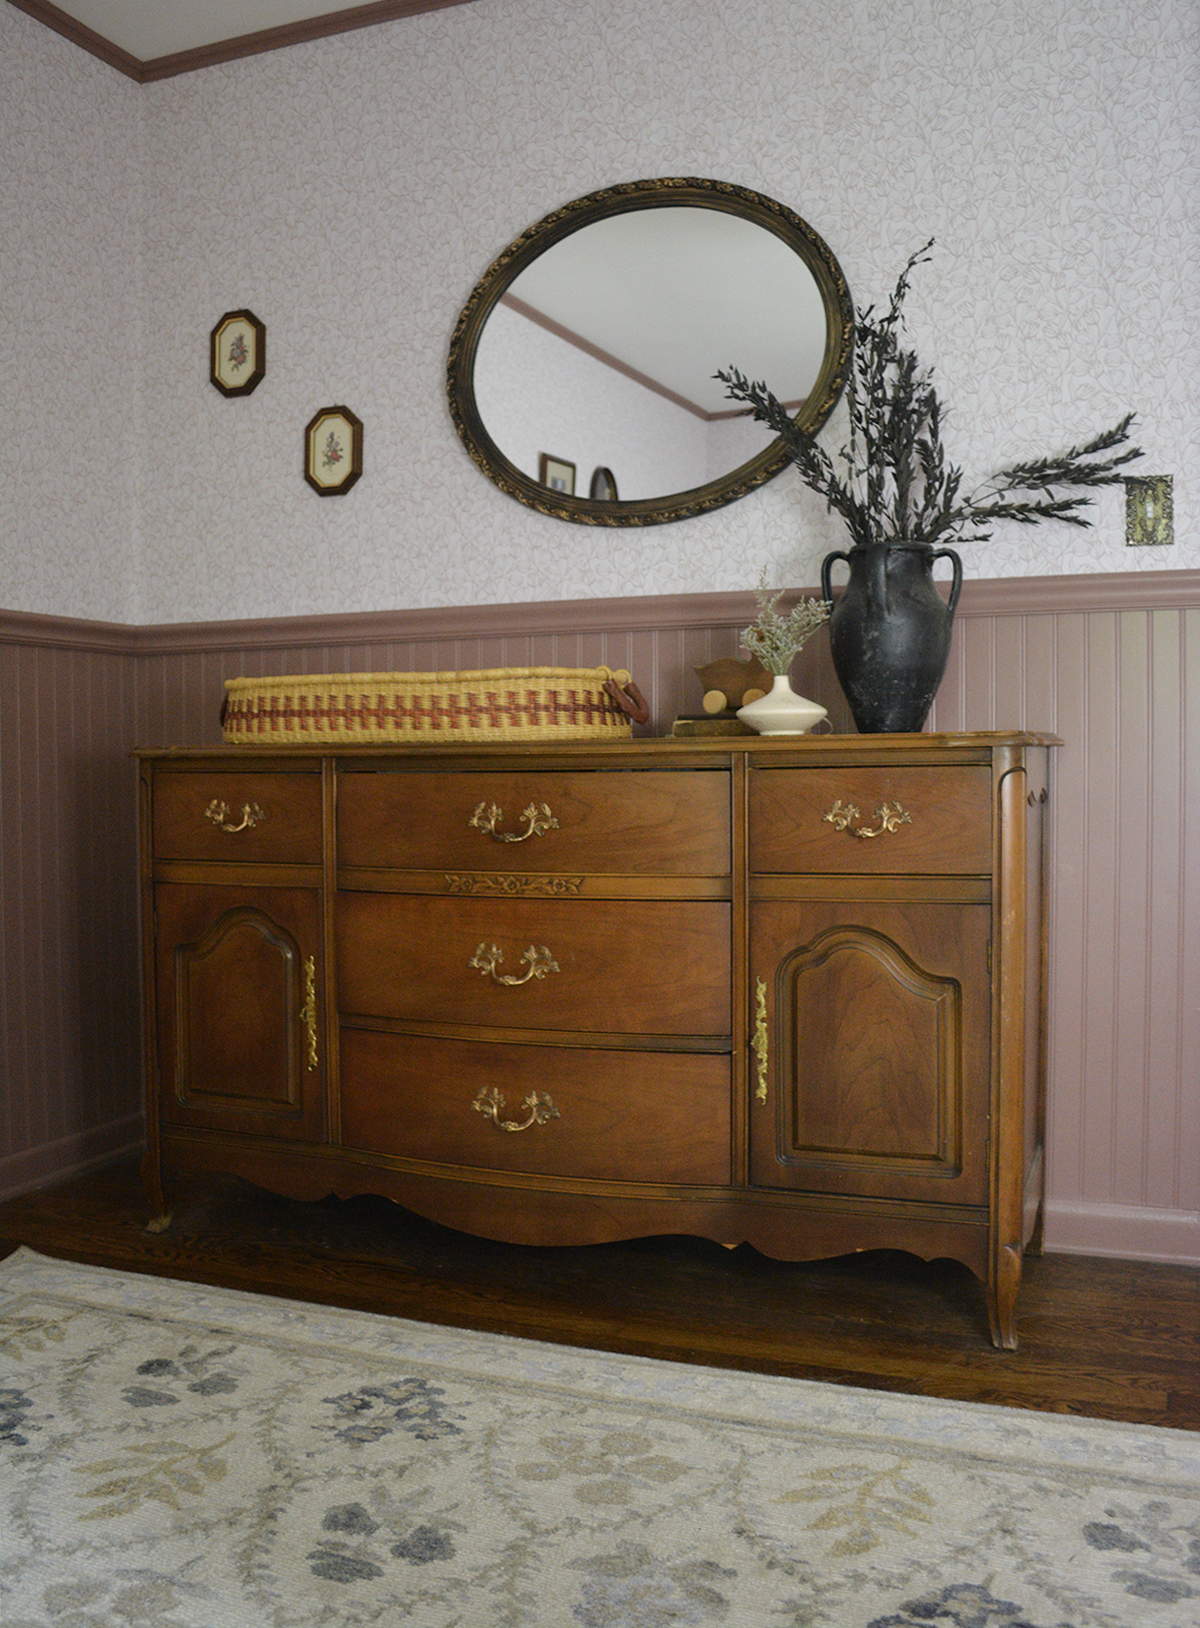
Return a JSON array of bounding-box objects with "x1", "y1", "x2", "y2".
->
[{"x1": 138, "y1": 732, "x2": 1055, "y2": 1348}]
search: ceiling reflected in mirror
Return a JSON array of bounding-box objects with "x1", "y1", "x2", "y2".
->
[{"x1": 447, "y1": 178, "x2": 853, "y2": 527}]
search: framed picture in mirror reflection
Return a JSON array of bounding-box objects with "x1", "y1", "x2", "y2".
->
[
  {"x1": 538, "y1": 453, "x2": 576, "y2": 495},
  {"x1": 589, "y1": 466, "x2": 618, "y2": 501}
]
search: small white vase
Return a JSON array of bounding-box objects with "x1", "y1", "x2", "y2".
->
[{"x1": 737, "y1": 674, "x2": 828, "y2": 736}]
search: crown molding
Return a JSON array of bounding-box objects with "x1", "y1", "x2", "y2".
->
[
  {"x1": 8, "y1": 0, "x2": 142, "y2": 78},
  {"x1": 8, "y1": 0, "x2": 479, "y2": 83}
]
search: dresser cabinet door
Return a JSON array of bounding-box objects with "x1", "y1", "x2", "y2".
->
[
  {"x1": 749, "y1": 900, "x2": 991, "y2": 1205},
  {"x1": 153, "y1": 883, "x2": 326, "y2": 1140}
]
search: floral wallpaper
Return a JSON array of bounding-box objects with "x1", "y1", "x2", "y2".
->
[
  {"x1": 4, "y1": 0, "x2": 1198, "y2": 624},
  {"x1": 1, "y1": 13, "x2": 143, "y2": 624}
]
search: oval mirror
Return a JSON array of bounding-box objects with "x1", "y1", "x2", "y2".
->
[{"x1": 447, "y1": 178, "x2": 854, "y2": 527}]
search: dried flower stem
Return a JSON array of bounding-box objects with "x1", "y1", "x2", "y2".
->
[
  {"x1": 717, "y1": 242, "x2": 1142, "y2": 552},
  {"x1": 741, "y1": 576, "x2": 831, "y2": 675}
]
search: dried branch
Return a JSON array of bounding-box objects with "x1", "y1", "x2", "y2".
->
[{"x1": 716, "y1": 245, "x2": 1141, "y2": 553}]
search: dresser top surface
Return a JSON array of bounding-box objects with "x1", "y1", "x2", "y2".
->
[{"x1": 137, "y1": 731, "x2": 1059, "y2": 770}]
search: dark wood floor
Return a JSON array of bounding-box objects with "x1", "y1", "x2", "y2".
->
[{"x1": 2, "y1": 1158, "x2": 1197, "y2": 1430}]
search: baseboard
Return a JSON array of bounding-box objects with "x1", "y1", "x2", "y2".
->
[
  {"x1": 0, "y1": 1116, "x2": 145, "y2": 1203},
  {"x1": 1043, "y1": 1200, "x2": 1200, "y2": 1267}
]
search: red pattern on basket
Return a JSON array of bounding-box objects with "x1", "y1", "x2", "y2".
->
[{"x1": 223, "y1": 684, "x2": 626, "y2": 738}]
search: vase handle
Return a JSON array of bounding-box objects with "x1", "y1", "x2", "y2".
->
[
  {"x1": 820, "y1": 550, "x2": 852, "y2": 602},
  {"x1": 931, "y1": 547, "x2": 963, "y2": 615}
]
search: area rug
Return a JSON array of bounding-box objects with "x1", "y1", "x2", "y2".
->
[{"x1": 2, "y1": 1248, "x2": 1197, "y2": 1628}]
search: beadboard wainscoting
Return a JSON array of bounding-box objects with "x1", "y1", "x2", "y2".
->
[
  {"x1": 2, "y1": 571, "x2": 1198, "y2": 1266},
  {"x1": 927, "y1": 573, "x2": 1200, "y2": 1267},
  {"x1": 0, "y1": 616, "x2": 144, "y2": 1196}
]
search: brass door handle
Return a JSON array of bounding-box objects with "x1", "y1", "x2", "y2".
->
[
  {"x1": 300, "y1": 955, "x2": 318, "y2": 1071},
  {"x1": 204, "y1": 798, "x2": 266, "y2": 833},
  {"x1": 753, "y1": 976, "x2": 769, "y2": 1103},
  {"x1": 823, "y1": 799, "x2": 911, "y2": 838},
  {"x1": 469, "y1": 942, "x2": 560, "y2": 986},
  {"x1": 472, "y1": 1087, "x2": 560, "y2": 1132},
  {"x1": 468, "y1": 801, "x2": 560, "y2": 843}
]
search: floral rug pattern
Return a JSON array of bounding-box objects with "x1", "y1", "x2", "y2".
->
[{"x1": 2, "y1": 1247, "x2": 1198, "y2": 1627}]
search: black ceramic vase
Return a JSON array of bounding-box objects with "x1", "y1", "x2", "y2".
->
[{"x1": 819, "y1": 542, "x2": 963, "y2": 733}]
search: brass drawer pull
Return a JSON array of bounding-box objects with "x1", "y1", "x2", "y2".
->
[
  {"x1": 204, "y1": 797, "x2": 266, "y2": 833},
  {"x1": 753, "y1": 976, "x2": 769, "y2": 1103},
  {"x1": 300, "y1": 955, "x2": 318, "y2": 1071},
  {"x1": 469, "y1": 942, "x2": 560, "y2": 986},
  {"x1": 469, "y1": 800, "x2": 560, "y2": 843},
  {"x1": 473, "y1": 1086, "x2": 560, "y2": 1132},
  {"x1": 823, "y1": 799, "x2": 912, "y2": 839}
]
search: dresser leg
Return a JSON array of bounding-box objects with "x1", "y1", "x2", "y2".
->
[
  {"x1": 1025, "y1": 1201, "x2": 1046, "y2": 1258},
  {"x1": 141, "y1": 1148, "x2": 172, "y2": 1234},
  {"x1": 988, "y1": 1244, "x2": 1022, "y2": 1350}
]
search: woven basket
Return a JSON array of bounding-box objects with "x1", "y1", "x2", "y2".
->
[{"x1": 221, "y1": 666, "x2": 637, "y2": 745}]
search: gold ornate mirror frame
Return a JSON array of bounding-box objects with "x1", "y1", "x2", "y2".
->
[{"x1": 446, "y1": 177, "x2": 854, "y2": 528}]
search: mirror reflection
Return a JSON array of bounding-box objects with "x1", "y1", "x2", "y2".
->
[{"x1": 447, "y1": 179, "x2": 853, "y2": 527}]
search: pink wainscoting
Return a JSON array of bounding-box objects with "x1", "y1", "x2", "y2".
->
[
  {"x1": 0, "y1": 615, "x2": 144, "y2": 1193},
  {"x1": 929, "y1": 574, "x2": 1200, "y2": 1264},
  {"x1": 2, "y1": 572, "x2": 1198, "y2": 1263}
]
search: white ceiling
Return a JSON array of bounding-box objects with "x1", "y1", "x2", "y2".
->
[{"x1": 34, "y1": 0, "x2": 397, "y2": 60}]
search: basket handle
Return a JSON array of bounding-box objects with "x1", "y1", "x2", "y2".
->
[{"x1": 604, "y1": 677, "x2": 650, "y2": 724}]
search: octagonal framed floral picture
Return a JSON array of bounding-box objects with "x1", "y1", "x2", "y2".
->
[
  {"x1": 209, "y1": 309, "x2": 266, "y2": 396},
  {"x1": 304, "y1": 405, "x2": 363, "y2": 495}
]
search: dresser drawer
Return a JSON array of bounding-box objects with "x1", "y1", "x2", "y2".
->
[
  {"x1": 151, "y1": 771, "x2": 323, "y2": 865},
  {"x1": 336, "y1": 893, "x2": 730, "y2": 1035},
  {"x1": 340, "y1": 1029, "x2": 731, "y2": 1185},
  {"x1": 749, "y1": 765, "x2": 992, "y2": 874},
  {"x1": 336, "y1": 770, "x2": 729, "y2": 875}
]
